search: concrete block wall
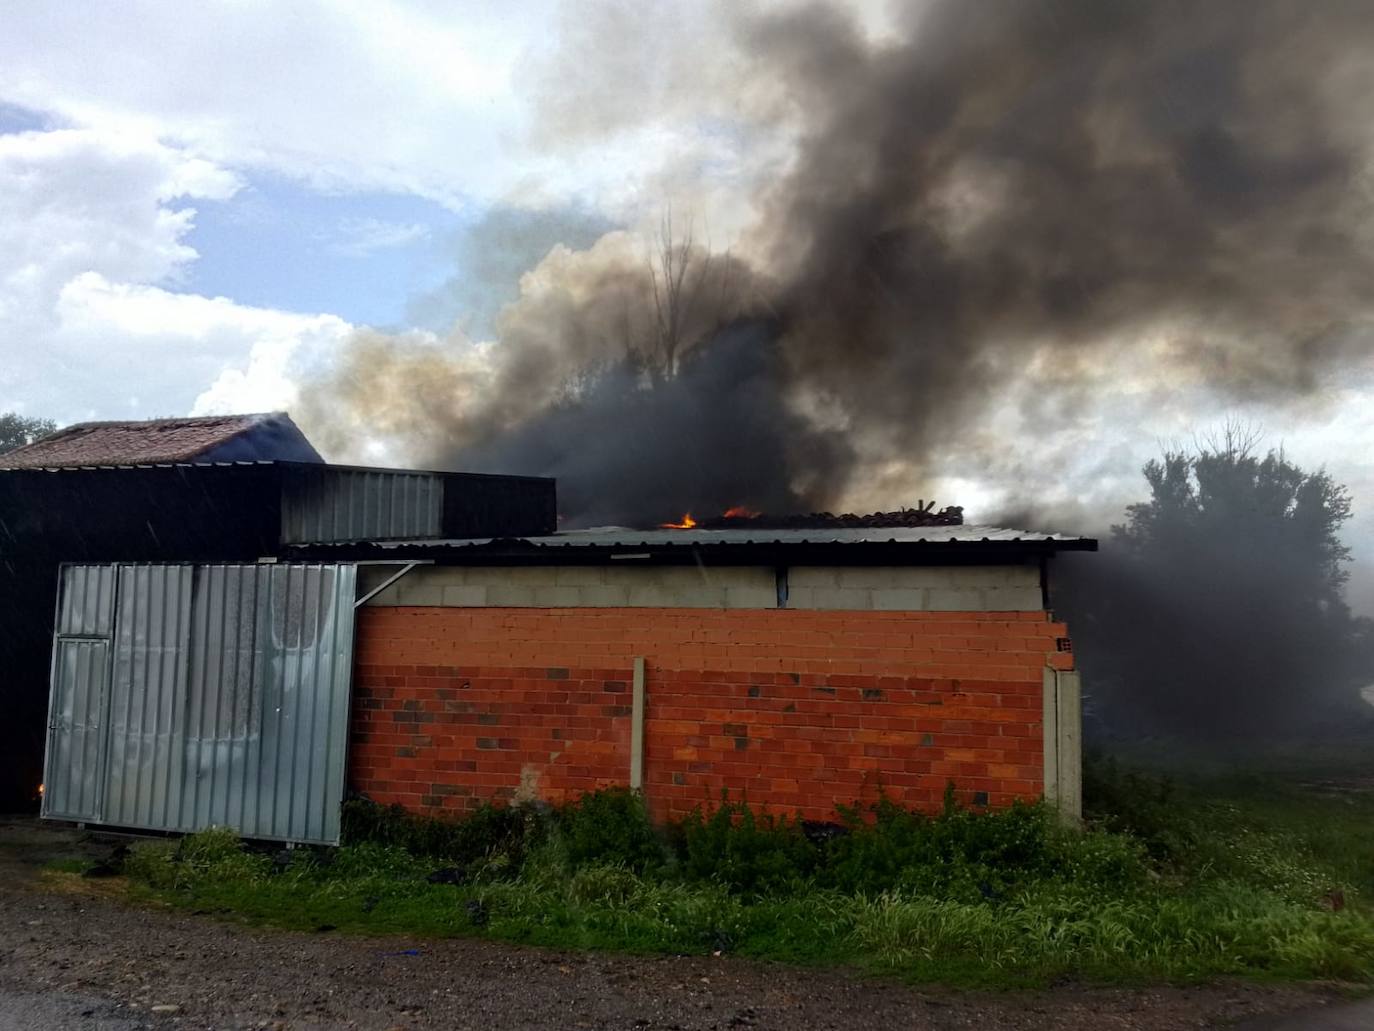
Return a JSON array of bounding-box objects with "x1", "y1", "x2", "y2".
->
[
  {"x1": 787, "y1": 565, "x2": 1042, "y2": 611},
  {"x1": 362, "y1": 565, "x2": 778, "y2": 609},
  {"x1": 349, "y1": 606, "x2": 1073, "y2": 821},
  {"x1": 360, "y1": 563, "x2": 1043, "y2": 611}
]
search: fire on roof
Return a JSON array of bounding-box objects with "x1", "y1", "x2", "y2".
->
[{"x1": 659, "y1": 501, "x2": 963, "y2": 531}]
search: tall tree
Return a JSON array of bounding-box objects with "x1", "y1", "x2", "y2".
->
[
  {"x1": 0, "y1": 413, "x2": 56, "y2": 455},
  {"x1": 1061, "y1": 429, "x2": 1374, "y2": 740},
  {"x1": 634, "y1": 209, "x2": 737, "y2": 385}
]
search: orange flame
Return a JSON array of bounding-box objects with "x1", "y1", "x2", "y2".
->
[
  {"x1": 661, "y1": 512, "x2": 697, "y2": 529},
  {"x1": 723, "y1": 505, "x2": 759, "y2": 519}
]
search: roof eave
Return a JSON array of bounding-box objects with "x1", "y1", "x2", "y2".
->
[{"x1": 285, "y1": 535, "x2": 1098, "y2": 565}]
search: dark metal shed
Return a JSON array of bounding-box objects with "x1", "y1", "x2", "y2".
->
[{"x1": 0, "y1": 460, "x2": 555, "y2": 810}]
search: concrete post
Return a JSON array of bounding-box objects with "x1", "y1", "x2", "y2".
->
[
  {"x1": 1056, "y1": 669, "x2": 1082, "y2": 824},
  {"x1": 1042, "y1": 666, "x2": 1082, "y2": 825},
  {"x1": 1042, "y1": 666, "x2": 1059, "y2": 809},
  {"x1": 630, "y1": 657, "x2": 646, "y2": 791}
]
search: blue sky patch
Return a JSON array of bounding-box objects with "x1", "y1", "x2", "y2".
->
[
  {"x1": 181, "y1": 173, "x2": 467, "y2": 329},
  {"x1": 0, "y1": 101, "x2": 55, "y2": 135}
]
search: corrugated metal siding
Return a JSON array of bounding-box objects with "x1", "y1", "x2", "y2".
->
[
  {"x1": 41, "y1": 562, "x2": 357, "y2": 844},
  {"x1": 103, "y1": 565, "x2": 195, "y2": 834},
  {"x1": 44, "y1": 638, "x2": 111, "y2": 820},
  {"x1": 281, "y1": 467, "x2": 442, "y2": 544},
  {"x1": 56, "y1": 563, "x2": 117, "y2": 635}
]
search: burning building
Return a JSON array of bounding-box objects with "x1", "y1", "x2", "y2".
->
[
  {"x1": 333, "y1": 516, "x2": 1092, "y2": 825},
  {"x1": 15, "y1": 413, "x2": 1094, "y2": 841}
]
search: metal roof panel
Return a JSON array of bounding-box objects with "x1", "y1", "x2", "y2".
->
[{"x1": 316, "y1": 523, "x2": 1094, "y2": 550}]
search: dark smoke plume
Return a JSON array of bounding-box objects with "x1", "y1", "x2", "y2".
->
[
  {"x1": 301, "y1": 0, "x2": 1374, "y2": 527},
  {"x1": 457, "y1": 321, "x2": 854, "y2": 527}
]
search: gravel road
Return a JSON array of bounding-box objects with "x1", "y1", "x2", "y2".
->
[{"x1": 0, "y1": 820, "x2": 1360, "y2": 1030}]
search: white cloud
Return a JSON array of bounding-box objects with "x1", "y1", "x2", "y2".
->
[
  {"x1": 59, "y1": 273, "x2": 353, "y2": 418},
  {"x1": 0, "y1": 1, "x2": 801, "y2": 245},
  {"x1": 0, "y1": 128, "x2": 238, "y2": 335},
  {"x1": 0, "y1": 125, "x2": 351, "y2": 422},
  {"x1": 190, "y1": 312, "x2": 355, "y2": 418},
  {"x1": 327, "y1": 217, "x2": 431, "y2": 258},
  {"x1": 0, "y1": 2, "x2": 540, "y2": 205}
]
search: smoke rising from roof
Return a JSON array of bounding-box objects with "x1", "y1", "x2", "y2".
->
[{"x1": 300, "y1": 0, "x2": 1374, "y2": 529}]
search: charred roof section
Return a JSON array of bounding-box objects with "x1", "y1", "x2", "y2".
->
[{"x1": 690, "y1": 503, "x2": 964, "y2": 530}]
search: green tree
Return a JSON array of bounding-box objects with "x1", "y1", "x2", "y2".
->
[
  {"x1": 1063, "y1": 428, "x2": 1374, "y2": 740},
  {"x1": 0, "y1": 412, "x2": 56, "y2": 455}
]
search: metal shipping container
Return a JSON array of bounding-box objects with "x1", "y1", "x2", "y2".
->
[{"x1": 42, "y1": 562, "x2": 358, "y2": 844}]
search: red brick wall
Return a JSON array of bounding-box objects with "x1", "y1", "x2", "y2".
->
[{"x1": 350, "y1": 607, "x2": 1073, "y2": 821}]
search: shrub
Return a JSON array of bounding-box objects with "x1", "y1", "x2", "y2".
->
[
  {"x1": 821, "y1": 799, "x2": 937, "y2": 895},
  {"x1": 1083, "y1": 754, "x2": 1196, "y2": 861},
  {"x1": 556, "y1": 788, "x2": 667, "y2": 873},
  {"x1": 1046, "y1": 827, "x2": 1150, "y2": 893},
  {"x1": 337, "y1": 787, "x2": 1150, "y2": 902},
  {"x1": 679, "y1": 798, "x2": 816, "y2": 895},
  {"x1": 566, "y1": 863, "x2": 643, "y2": 906},
  {"x1": 120, "y1": 771, "x2": 1374, "y2": 986},
  {"x1": 124, "y1": 827, "x2": 271, "y2": 891},
  {"x1": 342, "y1": 798, "x2": 536, "y2": 874}
]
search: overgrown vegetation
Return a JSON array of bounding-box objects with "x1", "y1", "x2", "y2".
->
[{"x1": 105, "y1": 769, "x2": 1374, "y2": 988}]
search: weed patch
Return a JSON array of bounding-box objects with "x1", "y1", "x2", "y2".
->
[{"x1": 123, "y1": 767, "x2": 1374, "y2": 988}]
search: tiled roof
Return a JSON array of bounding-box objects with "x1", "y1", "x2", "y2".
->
[{"x1": 0, "y1": 413, "x2": 289, "y2": 469}]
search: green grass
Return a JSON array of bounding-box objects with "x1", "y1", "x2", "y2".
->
[
  {"x1": 115, "y1": 770, "x2": 1374, "y2": 989},
  {"x1": 42, "y1": 857, "x2": 93, "y2": 875}
]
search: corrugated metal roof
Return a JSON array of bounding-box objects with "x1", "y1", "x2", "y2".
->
[{"x1": 316, "y1": 523, "x2": 1095, "y2": 550}]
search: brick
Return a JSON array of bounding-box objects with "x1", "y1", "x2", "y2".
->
[{"x1": 351, "y1": 604, "x2": 1057, "y2": 821}]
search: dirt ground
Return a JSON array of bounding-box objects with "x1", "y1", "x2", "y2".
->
[{"x1": 0, "y1": 819, "x2": 1364, "y2": 1031}]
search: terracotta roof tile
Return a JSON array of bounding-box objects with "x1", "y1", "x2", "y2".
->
[{"x1": 0, "y1": 413, "x2": 289, "y2": 469}]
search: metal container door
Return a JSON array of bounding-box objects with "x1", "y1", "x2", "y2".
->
[
  {"x1": 42, "y1": 638, "x2": 112, "y2": 821},
  {"x1": 102, "y1": 565, "x2": 194, "y2": 832},
  {"x1": 42, "y1": 564, "x2": 119, "y2": 822}
]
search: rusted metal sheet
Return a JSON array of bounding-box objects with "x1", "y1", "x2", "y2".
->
[{"x1": 42, "y1": 562, "x2": 357, "y2": 844}]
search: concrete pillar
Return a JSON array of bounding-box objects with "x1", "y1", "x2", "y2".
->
[
  {"x1": 1042, "y1": 666, "x2": 1082, "y2": 825},
  {"x1": 1042, "y1": 666, "x2": 1059, "y2": 809},
  {"x1": 630, "y1": 657, "x2": 646, "y2": 791}
]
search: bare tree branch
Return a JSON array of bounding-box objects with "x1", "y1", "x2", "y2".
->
[{"x1": 641, "y1": 206, "x2": 734, "y2": 383}]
